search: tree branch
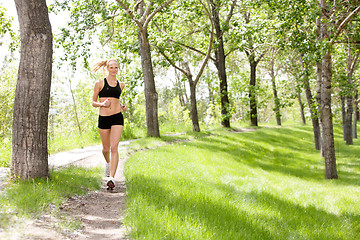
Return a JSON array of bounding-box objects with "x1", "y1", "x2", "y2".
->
[
  {"x1": 225, "y1": 47, "x2": 239, "y2": 58},
  {"x1": 157, "y1": 47, "x2": 189, "y2": 78},
  {"x1": 194, "y1": 0, "x2": 214, "y2": 85},
  {"x1": 70, "y1": 12, "x2": 121, "y2": 33},
  {"x1": 350, "y1": 51, "x2": 360, "y2": 74},
  {"x1": 140, "y1": 2, "x2": 153, "y2": 24},
  {"x1": 334, "y1": 41, "x2": 360, "y2": 44},
  {"x1": 133, "y1": 0, "x2": 142, "y2": 13},
  {"x1": 225, "y1": 0, "x2": 237, "y2": 25},
  {"x1": 255, "y1": 48, "x2": 269, "y2": 64},
  {"x1": 144, "y1": 0, "x2": 176, "y2": 29},
  {"x1": 330, "y1": 6, "x2": 360, "y2": 47},
  {"x1": 168, "y1": 39, "x2": 216, "y2": 62},
  {"x1": 102, "y1": 17, "x2": 115, "y2": 46},
  {"x1": 179, "y1": 30, "x2": 203, "y2": 41},
  {"x1": 115, "y1": 0, "x2": 143, "y2": 30}
]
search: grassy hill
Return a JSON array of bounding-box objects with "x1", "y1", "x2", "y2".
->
[{"x1": 124, "y1": 124, "x2": 360, "y2": 240}]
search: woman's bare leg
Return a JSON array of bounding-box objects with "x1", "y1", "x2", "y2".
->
[
  {"x1": 109, "y1": 125, "x2": 123, "y2": 178},
  {"x1": 99, "y1": 128, "x2": 111, "y2": 163}
]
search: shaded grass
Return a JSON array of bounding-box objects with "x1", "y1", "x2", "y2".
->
[
  {"x1": 120, "y1": 130, "x2": 210, "y2": 158},
  {"x1": 0, "y1": 166, "x2": 102, "y2": 228},
  {"x1": 124, "y1": 124, "x2": 360, "y2": 239}
]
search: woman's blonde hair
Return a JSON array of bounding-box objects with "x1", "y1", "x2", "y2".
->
[{"x1": 92, "y1": 59, "x2": 119, "y2": 72}]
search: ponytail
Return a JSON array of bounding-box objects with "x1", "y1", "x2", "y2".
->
[{"x1": 92, "y1": 59, "x2": 119, "y2": 72}]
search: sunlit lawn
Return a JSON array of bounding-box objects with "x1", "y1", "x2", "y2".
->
[{"x1": 124, "y1": 124, "x2": 360, "y2": 240}]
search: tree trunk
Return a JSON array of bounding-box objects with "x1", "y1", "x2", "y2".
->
[
  {"x1": 316, "y1": 61, "x2": 323, "y2": 153},
  {"x1": 138, "y1": 29, "x2": 160, "y2": 137},
  {"x1": 315, "y1": 17, "x2": 323, "y2": 154},
  {"x1": 174, "y1": 68, "x2": 186, "y2": 107},
  {"x1": 297, "y1": 91, "x2": 306, "y2": 125},
  {"x1": 211, "y1": 0, "x2": 230, "y2": 128},
  {"x1": 189, "y1": 78, "x2": 200, "y2": 132},
  {"x1": 344, "y1": 44, "x2": 355, "y2": 144},
  {"x1": 340, "y1": 96, "x2": 346, "y2": 140},
  {"x1": 344, "y1": 96, "x2": 353, "y2": 145},
  {"x1": 183, "y1": 62, "x2": 200, "y2": 132},
  {"x1": 353, "y1": 91, "x2": 358, "y2": 139},
  {"x1": 304, "y1": 79, "x2": 321, "y2": 149},
  {"x1": 269, "y1": 55, "x2": 281, "y2": 125},
  {"x1": 249, "y1": 60, "x2": 258, "y2": 126},
  {"x1": 12, "y1": 0, "x2": 52, "y2": 180},
  {"x1": 319, "y1": 0, "x2": 337, "y2": 179},
  {"x1": 300, "y1": 55, "x2": 321, "y2": 150},
  {"x1": 207, "y1": 81, "x2": 216, "y2": 119},
  {"x1": 321, "y1": 51, "x2": 338, "y2": 179}
]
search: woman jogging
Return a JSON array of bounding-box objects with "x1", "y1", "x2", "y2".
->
[{"x1": 92, "y1": 58, "x2": 127, "y2": 190}]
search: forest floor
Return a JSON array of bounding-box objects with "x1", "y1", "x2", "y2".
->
[{"x1": 0, "y1": 143, "x2": 131, "y2": 240}]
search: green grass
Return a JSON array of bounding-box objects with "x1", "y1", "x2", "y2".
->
[
  {"x1": 48, "y1": 130, "x2": 102, "y2": 154},
  {"x1": 124, "y1": 124, "x2": 360, "y2": 240},
  {"x1": 0, "y1": 122, "x2": 190, "y2": 167},
  {"x1": 0, "y1": 166, "x2": 103, "y2": 229},
  {"x1": 0, "y1": 137, "x2": 11, "y2": 167}
]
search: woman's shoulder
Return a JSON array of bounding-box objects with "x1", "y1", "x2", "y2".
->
[{"x1": 95, "y1": 78, "x2": 105, "y2": 86}]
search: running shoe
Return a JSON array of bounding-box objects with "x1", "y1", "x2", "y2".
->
[{"x1": 107, "y1": 177, "x2": 115, "y2": 190}]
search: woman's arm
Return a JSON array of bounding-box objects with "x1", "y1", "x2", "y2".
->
[
  {"x1": 120, "y1": 82, "x2": 127, "y2": 111},
  {"x1": 120, "y1": 82, "x2": 125, "y2": 91},
  {"x1": 92, "y1": 80, "x2": 110, "y2": 108}
]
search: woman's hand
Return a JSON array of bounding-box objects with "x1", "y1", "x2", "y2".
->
[
  {"x1": 121, "y1": 104, "x2": 127, "y2": 112},
  {"x1": 102, "y1": 98, "x2": 111, "y2": 108}
]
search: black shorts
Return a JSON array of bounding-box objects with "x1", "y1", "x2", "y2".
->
[{"x1": 98, "y1": 112, "x2": 124, "y2": 129}]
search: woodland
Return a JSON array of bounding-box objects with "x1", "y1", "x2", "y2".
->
[{"x1": 0, "y1": 0, "x2": 360, "y2": 180}]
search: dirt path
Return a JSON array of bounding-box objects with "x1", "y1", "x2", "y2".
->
[
  {"x1": 58, "y1": 153, "x2": 129, "y2": 240},
  {"x1": 0, "y1": 147, "x2": 130, "y2": 240}
]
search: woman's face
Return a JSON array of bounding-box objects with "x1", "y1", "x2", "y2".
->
[{"x1": 107, "y1": 60, "x2": 119, "y2": 76}]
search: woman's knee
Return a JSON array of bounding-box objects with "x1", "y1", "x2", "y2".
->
[
  {"x1": 102, "y1": 148, "x2": 110, "y2": 155},
  {"x1": 110, "y1": 145, "x2": 118, "y2": 154}
]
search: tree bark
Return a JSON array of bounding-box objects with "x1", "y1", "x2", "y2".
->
[
  {"x1": 188, "y1": 73, "x2": 200, "y2": 132},
  {"x1": 297, "y1": 91, "x2": 306, "y2": 125},
  {"x1": 321, "y1": 50, "x2": 338, "y2": 179},
  {"x1": 211, "y1": 0, "x2": 230, "y2": 128},
  {"x1": 269, "y1": 53, "x2": 281, "y2": 125},
  {"x1": 353, "y1": 91, "x2": 358, "y2": 139},
  {"x1": 340, "y1": 96, "x2": 346, "y2": 140},
  {"x1": 344, "y1": 93, "x2": 353, "y2": 144},
  {"x1": 315, "y1": 18, "x2": 323, "y2": 154},
  {"x1": 12, "y1": 0, "x2": 52, "y2": 180},
  {"x1": 243, "y1": 12, "x2": 259, "y2": 127},
  {"x1": 300, "y1": 55, "x2": 321, "y2": 150},
  {"x1": 249, "y1": 61, "x2": 258, "y2": 126},
  {"x1": 207, "y1": 80, "x2": 216, "y2": 119},
  {"x1": 316, "y1": 62, "x2": 323, "y2": 153},
  {"x1": 174, "y1": 68, "x2": 186, "y2": 107},
  {"x1": 319, "y1": 0, "x2": 337, "y2": 179},
  {"x1": 138, "y1": 29, "x2": 160, "y2": 137},
  {"x1": 343, "y1": 42, "x2": 358, "y2": 144}
]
